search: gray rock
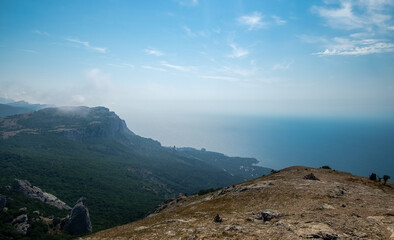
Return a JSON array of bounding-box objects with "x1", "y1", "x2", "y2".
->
[
  {"x1": 63, "y1": 197, "x2": 92, "y2": 235},
  {"x1": 12, "y1": 179, "x2": 71, "y2": 210},
  {"x1": 303, "y1": 173, "x2": 320, "y2": 181},
  {"x1": 12, "y1": 214, "x2": 30, "y2": 235},
  {"x1": 256, "y1": 210, "x2": 282, "y2": 221},
  {"x1": 0, "y1": 194, "x2": 6, "y2": 211}
]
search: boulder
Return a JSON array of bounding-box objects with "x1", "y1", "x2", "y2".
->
[
  {"x1": 213, "y1": 214, "x2": 223, "y2": 223},
  {"x1": 303, "y1": 173, "x2": 320, "y2": 181},
  {"x1": 12, "y1": 179, "x2": 71, "y2": 210},
  {"x1": 63, "y1": 197, "x2": 92, "y2": 235},
  {"x1": 0, "y1": 194, "x2": 6, "y2": 211},
  {"x1": 256, "y1": 210, "x2": 282, "y2": 221},
  {"x1": 12, "y1": 214, "x2": 30, "y2": 235}
]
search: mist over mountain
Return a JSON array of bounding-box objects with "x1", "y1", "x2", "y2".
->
[{"x1": 0, "y1": 105, "x2": 271, "y2": 237}]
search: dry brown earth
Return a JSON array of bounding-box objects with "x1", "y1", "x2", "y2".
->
[{"x1": 83, "y1": 166, "x2": 394, "y2": 240}]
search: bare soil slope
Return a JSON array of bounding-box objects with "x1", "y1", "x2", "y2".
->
[{"x1": 84, "y1": 166, "x2": 394, "y2": 239}]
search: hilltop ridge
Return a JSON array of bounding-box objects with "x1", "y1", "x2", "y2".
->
[{"x1": 86, "y1": 166, "x2": 394, "y2": 239}]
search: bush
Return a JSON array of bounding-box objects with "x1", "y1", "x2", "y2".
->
[
  {"x1": 369, "y1": 173, "x2": 377, "y2": 181},
  {"x1": 321, "y1": 165, "x2": 331, "y2": 170},
  {"x1": 383, "y1": 175, "x2": 390, "y2": 185}
]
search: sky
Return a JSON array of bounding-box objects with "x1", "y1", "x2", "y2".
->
[{"x1": 1, "y1": 0, "x2": 394, "y2": 120}]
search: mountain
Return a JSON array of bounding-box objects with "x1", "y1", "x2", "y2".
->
[
  {"x1": 0, "y1": 106, "x2": 271, "y2": 234},
  {"x1": 0, "y1": 100, "x2": 50, "y2": 117},
  {"x1": 0, "y1": 104, "x2": 32, "y2": 117},
  {"x1": 85, "y1": 166, "x2": 394, "y2": 240}
]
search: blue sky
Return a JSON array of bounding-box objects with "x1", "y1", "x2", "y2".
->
[{"x1": 1, "y1": 0, "x2": 394, "y2": 119}]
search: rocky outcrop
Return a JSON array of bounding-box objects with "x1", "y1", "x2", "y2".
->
[
  {"x1": 0, "y1": 194, "x2": 6, "y2": 211},
  {"x1": 12, "y1": 179, "x2": 71, "y2": 210},
  {"x1": 304, "y1": 173, "x2": 320, "y2": 180},
  {"x1": 12, "y1": 214, "x2": 30, "y2": 235},
  {"x1": 63, "y1": 197, "x2": 92, "y2": 235}
]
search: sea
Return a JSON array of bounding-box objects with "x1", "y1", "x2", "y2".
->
[{"x1": 126, "y1": 114, "x2": 394, "y2": 178}]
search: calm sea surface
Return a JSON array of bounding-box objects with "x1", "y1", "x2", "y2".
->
[{"x1": 127, "y1": 114, "x2": 394, "y2": 178}]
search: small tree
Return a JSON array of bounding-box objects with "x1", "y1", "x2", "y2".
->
[
  {"x1": 369, "y1": 173, "x2": 377, "y2": 181},
  {"x1": 383, "y1": 175, "x2": 390, "y2": 185}
]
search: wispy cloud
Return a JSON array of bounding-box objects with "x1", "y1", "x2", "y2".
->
[
  {"x1": 315, "y1": 38, "x2": 394, "y2": 56},
  {"x1": 272, "y1": 60, "x2": 294, "y2": 70},
  {"x1": 32, "y1": 30, "x2": 50, "y2": 36},
  {"x1": 141, "y1": 65, "x2": 167, "y2": 72},
  {"x1": 310, "y1": 0, "x2": 394, "y2": 56},
  {"x1": 201, "y1": 75, "x2": 238, "y2": 82},
  {"x1": 227, "y1": 44, "x2": 249, "y2": 58},
  {"x1": 161, "y1": 61, "x2": 196, "y2": 72},
  {"x1": 19, "y1": 49, "x2": 39, "y2": 54},
  {"x1": 108, "y1": 63, "x2": 135, "y2": 69},
  {"x1": 144, "y1": 48, "x2": 164, "y2": 56},
  {"x1": 238, "y1": 12, "x2": 265, "y2": 30},
  {"x1": 184, "y1": 26, "x2": 196, "y2": 37},
  {"x1": 177, "y1": 0, "x2": 198, "y2": 7},
  {"x1": 66, "y1": 38, "x2": 106, "y2": 53},
  {"x1": 271, "y1": 16, "x2": 287, "y2": 25},
  {"x1": 312, "y1": 0, "x2": 394, "y2": 31}
]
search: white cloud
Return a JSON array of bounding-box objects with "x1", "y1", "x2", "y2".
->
[
  {"x1": 238, "y1": 12, "x2": 265, "y2": 30},
  {"x1": 227, "y1": 44, "x2": 249, "y2": 58},
  {"x1": 201, "y1": 75, "x2": 238, "y2": 82},
  {"x1": 19, "y1": 49, "x2": 39, "y2": 54},
  {"x1": 272, "y1": 16, "x2": 287, "y2": 25},
  {"x1": 272, "y1": 60, "x2": 294, "y2": 70},
  {"x1": 177, "y1": 0, "x2": 198, "y2": 7},
  {"x1": 315, "y1": 38, "x2": 394, "y2": 56},
  {"x1": 108, "y1": 63, "x2": 135, "y2": 69},
  {"x1": 85, "y1": 68, "x2": 113, "y2": 90},
  {"x1": 161, "y1": 61, "x2": 196, "y2": 72},
  {"x1": 66, "y1": 38, "x2": 106, "y2": 53},
  {"x1": 144, "y1": 48, "x2": 164, "y2": 56},
  {"x1": 310, "y1": 1, "x2": 394, "y2": 56},
  {"x1": 141, "y1": 65, "x2": 167, "y2": 72},
  {"x1": 32, "y1": 30, "x2": 50, "y2": 36},
  {"x1": 183, "y1": 26, "x2": 196, "y2": 37},
  {"x1": 312, "y1": 0, "x2": 394, "y2": 30}
]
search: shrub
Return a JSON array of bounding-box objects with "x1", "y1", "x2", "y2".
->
[
  {"x1": 321, "y1": 165, "x2": 331, "y2": 170},
  {"x1": 369, "y1": 173, "x2": 377, "y2": 181},
  {"x1": 383, "y1": 175, "x2": 390, "y2": 185}
]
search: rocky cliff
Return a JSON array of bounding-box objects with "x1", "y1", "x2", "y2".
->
[
  {"x1": 12, "y1": 179, "x2": 71, "y2": 210},
  {"x1": 63, "y1": 197, "x2": 92, "y2": 235},
  {"x1": 85, "y1": 166, "x2": 394, "y2": 239}
]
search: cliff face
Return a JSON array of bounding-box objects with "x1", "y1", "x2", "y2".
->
[
  {"x1": 12, "y1": 179, "x2": 71, "y2": 210},
  {"x1": 0, "y1": 106, "x2": 160, "y2": 148},
  {"x1": 86, "y1": 166, "x2": 394, "y2": 240}
]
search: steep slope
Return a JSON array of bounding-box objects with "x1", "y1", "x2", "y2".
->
[
  {"x1": 0, "y1": 106, "x2": 270, "y2": 232},
  {"x1": 86, "y1": 166, "x2": 394, "y2": 239}
]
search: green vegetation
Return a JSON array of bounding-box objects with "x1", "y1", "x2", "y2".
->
[
  {"x1": 0, "y1": 106, "x2": 272, "y2": 237},
  {"x1": 0, "y1": 189, "x2": 71, "y2": 240}
]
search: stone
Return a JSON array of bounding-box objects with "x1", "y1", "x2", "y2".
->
[
  {"x1": 12, "y1": 179, "x2": 71, "y2": 210},
  {"x1": 256, "y1": 210, "x2": 282, "y2": 221},
  {"x1": 12, "y1": 214, "x2": 30, "y2": 235},
  {"x1": 63, "y1": 197, "x2": 92, "y2": 235},
  {"x1": 304, "y1": 173, "x2": 320, "y2": 181},
  {"x1": 213, "y1": 214, "x2": 223, "y2": 223}
]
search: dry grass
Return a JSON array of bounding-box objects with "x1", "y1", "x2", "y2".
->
[{"x1": 84, "y1": 166, "x2": 394, "y2": 240}]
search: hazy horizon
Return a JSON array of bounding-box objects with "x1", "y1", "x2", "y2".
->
[{"x1": 1, "y1": 0, "x2": 394, "y2": 177}]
